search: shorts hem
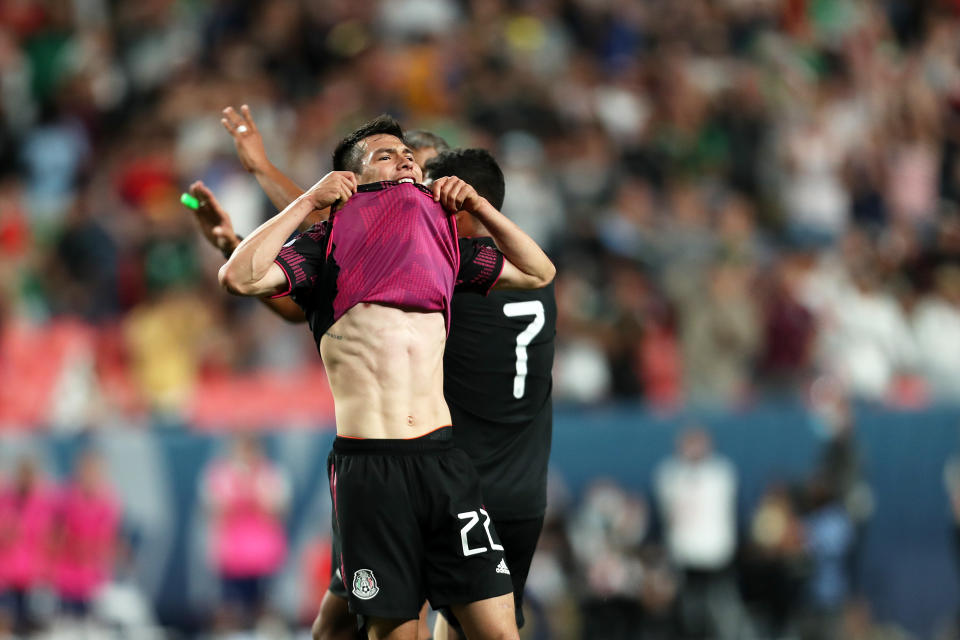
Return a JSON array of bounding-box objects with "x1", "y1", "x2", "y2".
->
[
  {"x1": 428, "y1": 579, "x2": 514, "y2": 612},
  {"x1": 349, "y1": 606, "x2": 422, "y2": 622}
]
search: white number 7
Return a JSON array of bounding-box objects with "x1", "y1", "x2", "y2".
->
[{"x1": 503, "y1": 301, "x2": 545, "y2": 399}]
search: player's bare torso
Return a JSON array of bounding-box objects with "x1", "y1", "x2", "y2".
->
[{"x1": 320, "y1": 303, "x2": 451, "y2": 439}]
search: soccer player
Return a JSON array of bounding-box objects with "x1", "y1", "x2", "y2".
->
[
  {"x1": 217, "y1": 115, "x2": 555, "y2": 640},
  {"x1": 424, "y1": 149, "x2": 555, "y2": 640},
  {"x1": 191, "y1": 110, "x2": 556, "y2": 640}
]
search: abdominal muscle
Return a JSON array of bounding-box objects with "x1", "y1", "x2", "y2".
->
[{"x1": 319, "y1": 304, "x2": 451, "y2": 439}]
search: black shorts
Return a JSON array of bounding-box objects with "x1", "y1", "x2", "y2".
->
[
  {"x1": 328, "y1": 428, "x2": 513, "y2": 620},
  {"x1": 438, "y1": 514, "x2": 544, "y2": 631}
]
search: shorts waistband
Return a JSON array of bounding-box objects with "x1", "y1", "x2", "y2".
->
[{"x1": 333, "y1": 426, "x2": 453, "y2": 454}]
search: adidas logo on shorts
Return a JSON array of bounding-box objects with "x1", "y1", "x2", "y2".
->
[{"x1": 496, "y1": 559, "x2": 510, "y2": 575}]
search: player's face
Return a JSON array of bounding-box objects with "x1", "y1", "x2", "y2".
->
[{"x1": 357, "y1": 134, "x2": 424, "y2": 184}]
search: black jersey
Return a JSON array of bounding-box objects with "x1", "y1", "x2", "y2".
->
[{"x1": 445, "y1": 237, "x2": 557, "y2": 520}]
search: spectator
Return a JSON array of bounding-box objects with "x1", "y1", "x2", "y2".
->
[
  {"x1": 0, "y1": 455, "x2": 57, "y2": 634},
  {"x1": 796, "y1": 475, "x2": 855, "y2": 640},
  {"x1": 50, "y1": 449, "x2": 121, "y2": 621},
  {"x1": 672, "y1": 259, "x2": 761, "y2": 406},
  {"x1": 913, "y1": 265, "x2": 960, "y2": 400},
  {"x1": 740, "y1": 483, "x2": 808, "y2": 638},
  {"x1": 569, "y1": 480, "x2": 652, "y2": 639},
  {"x1": 202, "y1": 433, "x2": 290, "y2": 631},
  {"x1": 654, "y1": 426, "x2": 754, "y2": 639}
]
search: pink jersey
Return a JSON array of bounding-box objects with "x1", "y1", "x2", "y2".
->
[
  {"x1": 51, "y1": 485, "x2": 120, "y2": 600},
  {"x1": 327, "y1": 181, "x2": 460, "y2": 325},
  {"x1": 205, "y1": 459, "x2": 288, "y2": 578},
  {"x1": 0, "y1": 481, "x2": 57, "y2": 589},
  {"x1": 274, "y1": 181, "x2": 497, "y2": 340}
]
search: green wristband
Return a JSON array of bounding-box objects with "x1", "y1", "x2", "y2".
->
[{"x1": 180, "y1": 193, "x2": 200, "y2": 210}]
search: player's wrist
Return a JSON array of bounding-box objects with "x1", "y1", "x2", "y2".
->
[
  {"x1": 221, "y1": 234, "x2": 243, "y2": 260},
  {"x1": 468, "y1": 196, "x2": 495, "y2": 218},
  {"x1": 249, "y1": 158, "x2": 275, "y2": 177}
]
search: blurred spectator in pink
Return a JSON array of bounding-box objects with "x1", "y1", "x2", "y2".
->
[
  {"x1": 50, "y1": 449, "x2": 121, "y2": 619},
  {"x1": 202, "y1": 433, "x2": 290, "y2": 631},
  {"x1": 654, "y1": 426, "x2": 755, "y2": 639},
  {"x1": 0, "y1": 455, "x2": 58, "y2": 634}
]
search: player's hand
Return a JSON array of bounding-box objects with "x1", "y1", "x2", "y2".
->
[
  {"x1": 221, "y1": 104, "x2": 269, "y2": 174},
  {"x1": 431, "y1": 176, "x2": 484, "y2": 214},
  {"x1": 186, "y1": 181, "x2": 240, "y2": 254},
  {"x1": 305, "y1": 171, "x2": 358, "y2": 210}
]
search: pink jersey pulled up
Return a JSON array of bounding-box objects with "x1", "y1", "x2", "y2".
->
[{"x1": 328, "y1": 182, "x2": 459, "y2": 328}]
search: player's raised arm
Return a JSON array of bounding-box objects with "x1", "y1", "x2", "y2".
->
[
  {"x1": 433, "y1": 177, "x2": 555, "y2": 290},
  {"x1": 221, "y1": 105, "x2": 308, "y2": 211},
  {"x1": 219, "y1": 171, "x2": 356, "y2": 297},
  {"x1": 184, "y1": 181, "x2": 306, "y2": 322}
]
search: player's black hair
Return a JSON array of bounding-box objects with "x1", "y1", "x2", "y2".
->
[
  {"x1": 424, "y1": 148, "x2": 506, "y2": 210},
  {"x1": 405, "y1": 130, "x2": 450, "y2": 153},
  {"x1": 332, "y1": 115, "x2": 405, "y2": 174}
]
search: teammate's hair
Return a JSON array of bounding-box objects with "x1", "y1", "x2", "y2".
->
[
  {"x1": 405, "y1": 130, "x2": 450, "y2": 153},
  {"x1": 332, "y1": 115, "x2": 405, "y2": 174},
  {"x1": 424, "y1": 148, "x2": 506, "y2": 210}
]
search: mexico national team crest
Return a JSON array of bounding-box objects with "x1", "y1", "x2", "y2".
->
[{"x1": 352, "y1": 569, "x2": 380, "y2": 600}]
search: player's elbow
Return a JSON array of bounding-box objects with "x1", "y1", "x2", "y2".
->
[
  {"x1": 218, "y1": 262, "x2": 255, "y2": 296},
  {"x1": 527, "y1": 260, "x2": 556, "y2": 289},
  {"x1": 540, "y1": 260, "x2": 557, "y2": 287}
]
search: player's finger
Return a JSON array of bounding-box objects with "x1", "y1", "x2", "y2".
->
[
  {"x1": 453, "y1": 183, "x2": 470, "y2": 210},
  {"x1": 443, "y1": 180, "x2": 464, "y2": 208},
  {"x1": 240, "y1": 104, "x2": 258, "y2": 132},
  {"x1": 222, "y1": 106, "x2": 244, "y2": 128},
  {"x1": 432, "y1": 177, "x2": 447, "y2": 201},
  {"x1": 220, "y1": 117, "x2": 236, "y2": 135}
]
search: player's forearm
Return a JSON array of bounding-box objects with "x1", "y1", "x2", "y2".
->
[
  {"x1": 219, "y1": 194, "x2": 316, "y2": 294},
  {"x1": 253, "y1": 162, "x2": 305, "y2": 211},
  {"x1": 260, "y1": 295, "x2": 306, "y2": 322},
  {"x1": 253, "y1": 164, "x2": 332, "y2": 229},
  {"x1": 473, "y1": 200, "x2": 556, "y2": 287}
]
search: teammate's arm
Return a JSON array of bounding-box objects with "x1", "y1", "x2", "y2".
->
[
  {"x1": 186, "y1": 181, "x2": 306, "y2": 322},
  {"x1": 219, "y1": 171, "x2": 357, "y2": 297},
  {"x1": 221, "y1": 104, "x2": 329, "y2": 226},
  {"x1": 433, "y1": 177, "x2": 555, "y2": 290}
]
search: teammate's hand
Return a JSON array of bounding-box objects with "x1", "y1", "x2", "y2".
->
[
  {"x1": 305, "y1": 171, "x2": 358, "y2": 210},
  {"x1": 221, "y1": 104, "x2": 269, "y2": 174},
  {"x1": 186, "y1": 181, "x2": 240, "y2": 253},
  {"x1": 431, "y1": 176, "x2": 485, "y2": 214}
]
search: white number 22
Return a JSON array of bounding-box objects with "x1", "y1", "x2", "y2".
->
[
  {"x1": 503, "y1": 301, "x2": 545, "y2": 399},
  {"x1": 458, "y1": 508, "x2": 503, "y2": 556}
]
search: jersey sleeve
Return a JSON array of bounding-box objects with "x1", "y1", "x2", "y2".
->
[
  {"x1": 271, "y1": 222, "x2": 330, "y2": 299},
  {"x1": 455, "y1": 238, "x2": 504, "y2": 296}
]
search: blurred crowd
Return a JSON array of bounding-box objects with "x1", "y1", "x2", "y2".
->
[
  {"x1": 526, "y1": 398, "x2": 904, "y2": 640},
  {"x1": 2, "y1": 412, "x2": 921, "y2": 640},
  {"x1": 3, "y1": 0, "x2": 960, "y2": 420}
]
